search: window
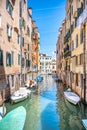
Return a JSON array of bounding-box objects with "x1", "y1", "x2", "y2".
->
[
  {"x1": 7, "y1": 76, "x2": 9, "y2": 86},
  {"x1": 27, "y1": 26, "x2": 30, "y2": 36},
  {"x1": 11, "y1": 51, "x2": 14, "y2": 65},
  {"x1": 6, "y1": 0, "x2": 13, "y2": 17},
  {"x1": 22, "y1": 37, "x2": 24, "y2": 46},
  {"x1": 26, "y1": 59, "x2": 30, "y2": 67},
  {"x1": 18, "y1": 34, "x2": 20, "y2": 44},
  {"x1": 0, "y1": 50, "x2": 3, "y2": 66},
  {"x1": 18, "y1": 54, "x2": 20, "y2": 65},
  {"x1": 28, "y1": 44, "x2": 29, "y2": 51},
  {"x1": 22, "y1": 19, "x2": 26, "y2": 30},
  {"x1": 80, "y1": 54, "x2": 83, "y2": 65},
  {"x1": 22, "y1": 57, "x2": 24, "y2": 67},
  {"x1": 6, "y1": 52, "x2": 11, "y2": 66},
  {"x1": 28, "y1": 54, "x2": 29, "y2": 59},
  {"x1": 71, "y1": 72, "x2": 74, "y2": 83},
  {"x1": 76, "y1": 73, "x2": 78, "y2": 86},
  {"x1": 80, "y1": 74, "x2": 83, "y2": 88},
  {"x1": 80, "y1": 28, "x2": 84, "y2": 44},
  {"x1": 7, "y1": 24, "x2": 12, "y2": 38},
  {"x1": 19, "y1": 1, "x2": 22, "y2": 17},
  {"x1": 76, "y1": 56, "x2": 78, "y2": 65},
  {"x1": 76, "y1": 34, "x2": 78, "y2": 48},
  {"x1": 12, "y1": 75, "x2": 14, "y2": 87}
]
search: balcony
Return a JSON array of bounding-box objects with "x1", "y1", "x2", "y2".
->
[
  {"x1": 77, "y1": 5, "x2": 87, "y2": 26},
  {"x1": 64, "y1": 24, "x2": 73, "y2": 44},
  {"x1": 64, "y1": 45, "x2": 69, "y2": 53},
  {"x1": 64, "y1": 45, "x2": 71, "y2": 58},
  {"x1": 64, "y1": 51, "x2": 71, "y2": 58},
  {"x1": 64, "y1": 29, "x2": 71, "y2": 43}
]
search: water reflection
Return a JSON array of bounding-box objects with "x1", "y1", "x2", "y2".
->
[
  {"x1": 5, "y1": 75, "x2": 87, "y2": 130},
  {"x1": 56, "y1": 83, "x2": 85, "y2": 130},
  {"x1": 6, "y1": 95, "x2": 41, "y2": 130},
  {"x1": 40, "y1": 78, "x2": 60, "y2": 130}
]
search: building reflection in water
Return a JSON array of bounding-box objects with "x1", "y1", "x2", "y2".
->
[
  {"x1": 56, "y1": 83, "x2": 85, "y2": 130},
  {"x1": 6, "y1": 75, "x2": 87, "y2": 130}
]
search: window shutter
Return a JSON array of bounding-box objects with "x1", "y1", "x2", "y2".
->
[
  {"x1": 22, "y1": 37, "x2": 24, "y2": 46},
  {"x1": 0, "y1": 50, "x2": 3, "y2": 65},
  {"x1": 9, "y1": 53, "x2": 11, "y2": 66}
]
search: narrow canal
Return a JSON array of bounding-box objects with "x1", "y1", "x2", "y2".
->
[{"x1": 6, "y1": 75, "x2": 87, "y2": 130}]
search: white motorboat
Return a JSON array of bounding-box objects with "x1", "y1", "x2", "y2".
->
[
  {"x1": 11, "y1": 87, "x2": 31, "y2": 104},
  {"x1": 64, "y1": 88, "x2": 80, "y2": 105},
  {"x1": 0, "y1": 106, "x2": 6, "y2": 120}
]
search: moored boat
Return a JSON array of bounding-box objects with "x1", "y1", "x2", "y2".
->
[
  {"x1": 0, "y1": 106, "x2": 6, "y2": 120},
  {"x1": 11, "y1": 87, "x2": 31, "y2": 104},
  {"x1": 64, "y1": 88, "x2": 81, "y2": 105},
  {"x1": 0, "y1": 106, "x2": 26, "y2": 130},
  {"x1": 82, "y1": 119, "x2": 87, "y2": 130},
  {"x1": 36, "y1": 75, "x2": 43, "y2": 82}
]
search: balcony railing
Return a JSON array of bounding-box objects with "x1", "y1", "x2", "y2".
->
[
  {"x1": 77, "y1": 5, "x2": 87, "y2": 26},
  {"x1": 64, "y1": 24, "x2": 74, "y2": 44},
  {"x1": 64, "y1": 51, "x2": 71, "y2": 58},
  {"x1": 64, "y1": 45, "x2": 69, "y2": 53}
]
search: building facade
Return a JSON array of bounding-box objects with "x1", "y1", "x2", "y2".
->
[
  {"x1": 56, "y1": 0, "x2": 87, "y2": 103},
  {"x1": 40, "y1": 53, "x2": 52, "y2": 74},
  {"x1": 51, "y1": 59, "x2": 56, "y2": 74},
  {"x1": 0, "y1": 0, "x2": 40, "y2": 101},
  {"x1": 32, "y1": 21, "x2": 40, "y2": 72}
]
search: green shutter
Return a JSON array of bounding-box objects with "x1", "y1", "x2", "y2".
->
[
  {"x1": 0, "y1": 50, "x2": 3, "y2": 66},
  {"x1": 22, "y1": 37, "x2": 24, "y2": 46},
  {"x1": 6, "y1": 53, "x2": 11, "y2": 66}
]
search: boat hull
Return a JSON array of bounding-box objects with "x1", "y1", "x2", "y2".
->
[
  {"x1": 64, "y1": 90, "x2": 80, "y2": 105},
  {"x1": 0, "y1": 106, "x2": 26, "y2": 130},
  {"x1": 82, "y1": 119, "x2": 87, "y2": 130},
  {"x1": 0, "y1": 106, "x2": 6, "y2": 120},
  {"x1": 11, "y1": 88, "x2": 31, "y2": 104}
]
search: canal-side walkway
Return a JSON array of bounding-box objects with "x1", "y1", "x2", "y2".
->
[{"x1": 5, "y1": 75, "x2": 86, "y2": 130}]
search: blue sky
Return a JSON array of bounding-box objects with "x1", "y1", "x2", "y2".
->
[{"x1": 28, "y1": 0, "x2": 66, "y2": 58}]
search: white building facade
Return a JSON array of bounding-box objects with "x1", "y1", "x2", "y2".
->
[
  {"x1": 51, "y1": 59, "x2": 56, "y2": 74},
  {"x1": 40, "y1": 53, "x2": 56, "y2": 74}
]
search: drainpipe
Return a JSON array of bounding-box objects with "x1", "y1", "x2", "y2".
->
[{"x1": 83, "y1": 23, "x2": 86, "y2": 103}]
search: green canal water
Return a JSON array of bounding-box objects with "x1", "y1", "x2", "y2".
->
[{"x1": 6, "y1": 75, "x2": 87, "y2": 130}]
